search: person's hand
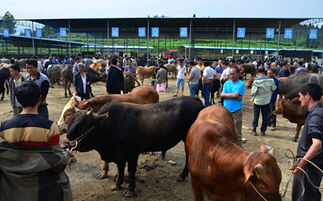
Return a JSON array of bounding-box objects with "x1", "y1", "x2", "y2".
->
[{"x1": 236, "y1": 96, "x2": 242, "y2": 101}]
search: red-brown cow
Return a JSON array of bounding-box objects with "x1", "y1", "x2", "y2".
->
[
  {"x1": 275, "y1": 96, "x2": 323, "y2": 141},
  {"x1": 186, "y1": 105, "x2": 282, "y2": 201}
]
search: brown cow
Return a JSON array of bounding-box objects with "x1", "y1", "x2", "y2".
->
[
  {"x1": 275, "y1": 96, "x2": 323, "y2": 141},
  {"x1": 89, "y1": 62, "x2": 103, "y2": 72},
  {"x1": 58, "y1": 85, "x2": 159, "y2": 133},
  {"x1": 137, "y1": 66, "x2": 156, "y2": 85},
  {"x1": 186, "y1": 105, "x2": 282, "y2": 201}
]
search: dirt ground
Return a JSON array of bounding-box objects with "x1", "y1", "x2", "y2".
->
[{"x1": 0, "y1": 76, "x2": 307, "y2": 201}]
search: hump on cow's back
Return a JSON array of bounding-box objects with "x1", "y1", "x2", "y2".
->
[{"x1": 97, "y1": 101, "x2": 131, "y2": 115}]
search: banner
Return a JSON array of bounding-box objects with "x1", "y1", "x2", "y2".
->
[
  {"x1": 60, "y1": 28, "x2": 67, "y2": 37},
  {"x1": 25, "y1": 29, "x2": 31, "y2": 37},
  {"x1": 180, "y1": 27, "x2": 188, "y2": 37},
  {"x1": 284, "y1": 28, "x2": 293, "y2": 39},
  {"x1": 111, "y1": 27, "x2": 119, "y2": 37},
  {"x1": 2, "y1": 28, "x2": 9, "y2": 37},
  {"x1": 138, "y1": 27, "x2": 146, "y2": 37},
  {"x1": 36, "y1": 28, "x2": 42, "y2": 38},
  {"x1": 266, "y1": 28, "x2": 275, "y2": 39},
  {"x1": 151, "y1": 27, "x2": 159, "y2": 37},
  {"x1": 309, "y1": 29, "x2": 318, "y2": 39},
  {"x1": 237, "y1": 27, "x2": 246, "y2": 38}
]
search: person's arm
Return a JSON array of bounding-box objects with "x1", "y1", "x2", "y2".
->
[
  {"x1": 220, "y1": 82, "x2": 244, "y2": 100},
  {"x1": 40, "y1": 80, "x2": 50, "y2": 102},
  {"x1": 292, "y1": 139, "x2": 322, "y2": 174}
]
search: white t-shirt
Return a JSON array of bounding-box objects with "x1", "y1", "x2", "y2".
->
[
  {"x1": 81, "y1": 74, "x2": 87, "y2": 94},
  {"x1": 203, "y1": 66, "x2": 215, "y2": 80},
  {"x1": 220, "y1": 67, "x2": 231, "y2": 81},
  {"x1": 177, "y1": 65, "x2": 186, "y2": 79},
  {"x1": 252, "y1": 61, "x2": 257, "y2": 68}
]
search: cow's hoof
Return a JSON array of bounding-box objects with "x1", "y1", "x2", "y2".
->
[
  {"x1": 176, "y1": 176, "x2": 185, "y2": 183},
  {"x1": 111, "y1": 184, "x2": 123, "y2": 191},
  {"x1": 96, "y1": 173, "x2": 110, "y2": 180},
  {"x1": 293, "y1": 139, "x2": 298, "y2": 142},
  {"x1": 122, "y1": 190, "x2": 136, "y2": 197}
]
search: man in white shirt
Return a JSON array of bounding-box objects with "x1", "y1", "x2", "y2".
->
[
  {"x1": 220, "y1": 61, "x2": 230, "y2": 83},
  {"x1": 202, "y1": 61, "x2": 216, "y2": 106},
  {"x1": 173, "y1": 59, "x2": 186, "y2": 97}
]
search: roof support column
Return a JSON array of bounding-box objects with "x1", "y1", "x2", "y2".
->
[
  {"x1": 32, "y1": 21, "x2": 35, "y2": 56},
  {"x1": 189, "y1": 18, "x2": 192, "y2": 59},
  {"x1": 68, "y1": 20, "x2": 71, "y2": 57},
  {"x1": 232, "y1": 19, "x2": 235, "y2": 56},
  {"x1": 277, "y1": 20, "x2": 281, "y2": 54},
  {"x1": 147, "y1": 17, "x2": 150, "y2": 58}
]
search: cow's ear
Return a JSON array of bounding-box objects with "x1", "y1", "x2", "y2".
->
[
  {"x1": 243, "y1": 163, "x2": 254, "y2": 183},
  {"x1": 259, "y1": 144, "x2": 268, "y2": 153}
]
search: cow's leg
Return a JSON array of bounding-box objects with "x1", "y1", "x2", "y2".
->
[
  {"x1": 294, "y1": 123, "x2": 302, "y2": 142},
  {"x1": 161, "y1": 150, "x2": 166, "y2": 160},
  {"x1": 191, "y1": 177, "x2": 204, "y2": 201},
  {"x1": 97, "y1": 162, "x2": 110, "y2": 179},
  {"x1": 0, "y1": 90, "x2": 4, "y2": 101},
  {"x1": 112, "y1": 162, "x2": 125, "y2": 191},
  {"x1": 177, "y1": 144, "x2": 189, "y2": 182},
  {"x1": 67, "y1": 82, "x2": 72, "y2": 97},
  {"x1": 64, "y1": 81, "x2": 68, "y2": 98},
  {"x1": 122, "y1": 155, "x2": 138, "y2": 197},
  {"x1": 5, "y1": 80, "x2": 9, "y2": 95}
]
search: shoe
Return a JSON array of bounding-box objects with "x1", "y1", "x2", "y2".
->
[
  {"x1": 242, "y1": 138, "x2": 247, "y2": 143},
  {"x1": 261, "y1": 131, "x2": 266, "y2": 136},
  {"x1": 172, "y1": 94, "x2": 177, "y2": 97},
  {"x1": 270, "y1": 126, "x2": 276, "y2": 131},
  {"x1": 251, "y1": 130, "x2": 258, "y2": 136}
]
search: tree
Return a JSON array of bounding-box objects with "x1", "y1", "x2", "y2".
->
[{"x1": 1, "y1": 11, "x2": 16, "y2": 34}]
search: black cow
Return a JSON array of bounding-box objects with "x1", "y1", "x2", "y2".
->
[
  {"x1": 0, "y1": 67, "x2": 10, "y2": 100},
  {"x1": 67, "y1": 96, "x2": 204, "y2": 197}
]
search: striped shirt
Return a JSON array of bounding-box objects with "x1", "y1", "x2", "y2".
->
[{"x1": 0, "y1": 114, "x2": 60, "y2": 147}]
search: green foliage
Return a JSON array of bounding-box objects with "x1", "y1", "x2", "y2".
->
[{"x1": 1, "y1": 11, "x2": 16, "y2": 34}]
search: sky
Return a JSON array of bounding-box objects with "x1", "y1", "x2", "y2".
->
[{"x1": 1, "y1": 0, "x2": 323, "y2": 19}]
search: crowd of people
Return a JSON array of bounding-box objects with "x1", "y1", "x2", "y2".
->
[{"x1": 0, "y1": 54, "x2": 322, "y2": 201}]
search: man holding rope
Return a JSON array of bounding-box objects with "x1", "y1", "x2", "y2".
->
[{"x1": 290, "y1": 83, "x2": 323, "y2": 201}]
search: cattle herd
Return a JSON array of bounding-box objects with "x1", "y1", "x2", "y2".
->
[{"x1": 0, "y1": 55, "x2": 323, "y2": 201}]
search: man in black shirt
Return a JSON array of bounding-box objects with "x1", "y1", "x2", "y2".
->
[
  {"x1": 291, "y1": 83, "x2": 323, "y2": 201},
  {"x1": 106, "y1": 58, "x2": 124, "y2": 94}
]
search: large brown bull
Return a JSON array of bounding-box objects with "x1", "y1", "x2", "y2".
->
[{"x1": 186, "y1": 105, "x2": 282, "y2": 201}]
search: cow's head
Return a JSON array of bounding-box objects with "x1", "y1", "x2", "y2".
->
[
  {"x1": 275, "y1": 99, "x2": 285, "y2": 115},
  {"x1": 67, "y1": 109, "x2": 109, "y2": 152},
  {"x1": 57, "y1": 96, "x2": 82, "y2": 134},
  {"x1": 243, "y1": 145, "x2": 282, "y2": 201}
]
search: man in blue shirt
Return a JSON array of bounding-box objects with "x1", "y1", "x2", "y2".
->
[{"x1": 220, "y1": 66, "x2": 245, "y2": 146}]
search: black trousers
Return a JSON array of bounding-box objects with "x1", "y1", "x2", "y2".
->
[
  {"x1": 38, "y1": 104, "x2": 49, "y2": 119},
  {"x1": 268, "y1": 102, "x2": 277, "y2": 127},
  {"x1": 252, "y1": 103, "x2": 270, "y2": 132},
  {"x1": 292, "y1": 163, "x2": 322, "y2": 201}
]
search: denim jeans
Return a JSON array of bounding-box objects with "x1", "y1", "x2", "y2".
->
[
  {"x1": 189, "y1": 84, "x2": 199, "y2": 96},
  {"x1": 202, "y1": 82, "x2": 212, "y2": 107},
  {"x1": 252, "y1": 103, "x2": 270, "y2": 132},
  {"x1": 268, "y1": 102, "x2": 276, "y2": 127}
]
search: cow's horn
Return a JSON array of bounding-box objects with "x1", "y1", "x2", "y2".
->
[
  {"x1": 269, "y1": 148, "x2": 275, "y2": 156},
  {"x1": 254, "y1": 164, "x2": 264, "y2": 173},
  {"x1": 86, "y1": 108, "x2": 93, "y2": 116}
]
